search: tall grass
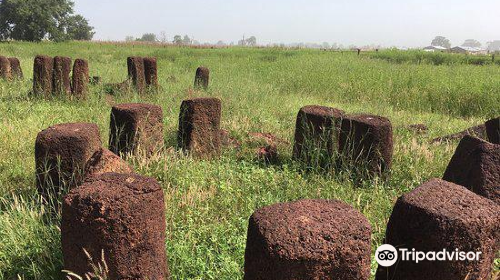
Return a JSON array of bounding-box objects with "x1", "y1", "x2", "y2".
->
[{"x1": 0, "y1": 41, "x2": 498, "y2": 279}]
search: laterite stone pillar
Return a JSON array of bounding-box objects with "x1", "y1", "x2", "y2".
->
[
  {"x1": 35, "y1": 123, "x2": 102, "y2": 197},
  {"x1": 53, "y1": 56, "x2": 72, "y2": 95},
  {"x1": 375, "y1": 179, "x2": 500, "y2": 280},
  {"x1": 61, "y1": 173, "x2": 169, "y2": 279},
  {"x1": 485, "y1": 117, "x2": 500, "y2": 144},
  {"x1": 292, "y1": 105, "x2": 344, "y2": 168},
  {"x1": 127, "y1": 57, "x2": 146, "y2": 93},
  {"x1": 0, "y1": 56, "x2": 12, "y2": 80},
  {"x1": 244, "y1": 199, "x2": 372, "y2": 280},
  {"x1": 178, "y1": 97, "x2": 221, "y2": 158},
  {"x1": 194, "y1": 66, "x2": 210, "y2": 89},
  {"x1": 144, "y1": 57, "x2": 158, "y2": 91},
  {"x1": 109, "y1": 103, "x2": 164, "y2": 157},
  {"x1": 72, "y1": 59, "x2": 89, "y2": 98},
  {"x1": 8, "y1": 57, "x2": 23, "y2": 79},
  {"x1": 33, "y1": 55, "x2": 54, "y2": 96}
]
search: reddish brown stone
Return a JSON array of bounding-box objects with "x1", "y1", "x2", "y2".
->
[
  {"x1": 256, "y1": 145, "x2": 278, "y2": 164},
  {"x1": 431, "y1": 124, "x2": 487, "y2": 144},
  {"x1": 443, "y1": 136, "x2": 499, "y2": 204},
  {"x1": 375, "y1": 179, "x2": 500, "y2": 280},
  {"x1": 143, "y1": 57, "x2": 158, "y2": 91},
  {"x1": 61, "y1": 173, "x2": 169, "y2": 280},
  {"x1": 72, "y1": 59, "x2": 89, "y2": 99},
  {"x1": 0, "y1": 56, "x2": 12, "y2": 80},
  {"x1": 35, "y1": 123, "x2": 102, "y2": 197},
  {"x1": 8, "y1": 57, "x2": 22, "y2": 79},
  {"x1": 84, "y1": 148, "x2": 133, "y2": 178},
  {"x1": 127, "y1": 57, "x2": 146, "y2": 93},
  {"x1": 485, "y1": 117, "x2": 499, "y2": 144},
  {"x1": 292, "y1": 105, "x2": 345, "y2": 168},
  {"x1": 194, "y1": 66, "x2": 209, "y2": 89},
  {"x1": 33, "y1": 55, "x2": 54, "y2": 96},
  {"x1": 53, "y1": 56, "x2": 72, "y2": 95},
  {"x1": 339, "y1": 114, "x2": 393, "y2": 175},
  {"x1": 244, "y1": 199, "x2": 371, "y2": 280},
  {"x1": 178, "y1": 97, "x2": 221, "y2": 158},
  {"x1": 109, "y1": 103, "x2": 164, "y2": 158}
]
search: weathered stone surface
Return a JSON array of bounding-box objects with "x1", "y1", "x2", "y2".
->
[
  {"x1": 443, "y1": 135, "x2": 499, "y2": 204},
  {"x1": 89, "y1": 76, "x2": 101, "y2": 85},
  {"x1": 194, "y1": 66, "x2": 209, "y2": 89},
  {"x1": 485, "y1": 117, "x2": 500, "y2": 144},
  {"x1": 72, "y1": 59, "x2": 89, "y2": 98},
  {"x1": 431, "y1": 124, "x2": 487, "y2": 144},
  {"x1": 178, "y1": 97, "x2": 221, "y2": 158},
  {"x1": 84, "y1": 148, "x2": 133, "y2": 178},
  {"x1": 35, "y1": 123, "x2": 102, "y2": 197},
  {"x1": 33, "y1": 55, "x2": 53, "y2": 96},
  {"x1": 339, "y1": 114, "x2": 393, "y2": 175},
  {"x1": 244, "y1": 199, "x2": 371, "y2": 280},
  {"x1": 143, "y1": 57, "x2": 158, "y2": 91},
  {"x1": 0, "y1": 56, "x2": 11, "y2": 80},
  {"x1": 53, "y1": 56, "x2": 72, "y2": 95},
  {"x1": 256, "y1": 145, "x2": 278, "y2": 164},
  {"x1": 376, "y1": 178, "x2": 500, "y2": 280},
  {"x1": 109, "y1": 103, "x2": 164, "y2": 157},
  {"x1": 292, "y1": 105, "x2": 344, "y2": 168},
  {"x1": 127, "y1": 57, "x2": 146, "y2": 93},
  {"x1": 61, "y1": 173, "x2": 169, "y2": 280},
  {"x1": 8, "y1": 57, "x2": 22, "y2": 79}
]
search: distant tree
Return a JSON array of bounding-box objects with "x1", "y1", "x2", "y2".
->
[
  {"x1": 0, "y1": 0, "x2": 93, "y2": 42},
  {"x1": 64, "y1": 15, "x2": 94, "y2": 40},
  {"x1": 173, "y1": 35, "x2": 182, "y2": 44},
  {"x1": 182, "y1": 35, "x2": 191, "y2": 45},
  {"x1": 138, "y1": 33, "x2": 157, "y2": 42},
  {"x1": 159, "y1": 31, "x2": 168, "y2": 43},
  {"x1": 322, "y1": 42, "x2": 331, "y2": 49},
  {"x1": 246, "y1": 36, "x2": 257, "y2": 46},
  {"x1": 462, "y1": 39, "x2": 481, "y2": 48},
  {"x1": 431, "y1": 36, "x2": 451, "y2": 48},
  {"x1": 216, "y1": 40, "x2": 226, "y2": 46},
  {"x1": 125, "y1": 36, "x2": 135, "y2": 42},
  {"x1": 487, "y1": 41, "x2": 500, "y2": 51}
]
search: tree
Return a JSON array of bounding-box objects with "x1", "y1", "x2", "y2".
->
[
  {"x1": 462, "y1": 39, "x2": 481, "y2": 48},
  {"x1": 138, "y1": 33, "x2": 157, "y2": 42},
  {"x1": 173, "y1": 35, "x2": 182, "y2": 44},
  {"x1": 0, "y1": 0, "x2": 94, "y2": 42},
  {"x1": 125, "y1": 36, "x2": 134, "y2": 42},
  {"x1": 64, "y1": 15, "x2": 94, "y2": 40},
  {"x1": 487, "y1": 41, "x2": 500, "y2": 52},
  {"x1": 431, "y1": 36, "x2": 451, "y2": 48},
  {"x1": 159, "y1": 31, "x2": 167, "y2": 43},
  {"x1": 182, "y1": 35, "x2": 191, "y2": 45},
  {"x1": 246, "y1": 36, "x2": 257, "y2": 46}
]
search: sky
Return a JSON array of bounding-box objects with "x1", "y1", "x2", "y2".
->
[{"x1": 74, "y1": 0, "x2": 500, "y2": 47}]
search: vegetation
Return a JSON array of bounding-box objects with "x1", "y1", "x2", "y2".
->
[
  {"x1": 0, "y1": 42, "x2": 498, "y2": 279},
  {"x1": 0, "y1": 0, "x2": 94, "y2": 42}
]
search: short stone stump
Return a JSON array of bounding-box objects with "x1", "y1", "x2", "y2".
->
[
  {"x1": 339, "y1": 114, "x2": 393, "y2": 175},
  {"x1": 109, "y1": 103, "x2": 164, "y2": 157},
  {"x1": 127, "y1": 57, "x2": 146, "y2": 93},
  {"x1": 144, "y1": 57, "x2": 158, "y2": 90},
  {"x1": 244, "y1": 199, "x2": 372, "y2": 280},
  {"x1": 53, "y1": 56, "x2": 72, "y2": 95},
  {"x1": 8, "y1": 57, "x2": 22, "y2": 79},
  {"x1": 72, "y1": 59, "x2": 89, "y2": 98},
  {"x1": 375, "y1": 178, "x2": 500, "y2": 280},
  {"x1": 178, "y1": 97, "x2": 221, "y2": 158},
  {"x1": 33, "y1": 55, "x2": 54, "y2": 96},
  {"x1": 35, "y1": 123, "x2": 102, "y2": 196},
  {"x1": 61, "y1": 173, "x2": 169, "y2": 279},
  {"x1": 292, "y1": 105, "x2": 344, "y2": 168},
  {"x1": 194, "y1": 66, "x2": 210, "y2": 89},
  {"x1": 84, "y1": 148, "x2": 133, "y2": 178},
  {"x1": 485, "y1": 117, "x2": 499, "y2": 144},
  {"x1": 443, "y1": 135, "x2": 499, "y2": 204},
  {"x1": 0, "y1": 56, "x2": 12, "y2": 80}
]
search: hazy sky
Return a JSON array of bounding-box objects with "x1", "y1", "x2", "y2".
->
[{"x1": 74, "y1": 0, "x2": 500, "y2": 47}]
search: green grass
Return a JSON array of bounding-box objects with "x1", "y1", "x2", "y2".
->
[{"x1": 0, "y1": 41, "x2": 499, "y2": 279}]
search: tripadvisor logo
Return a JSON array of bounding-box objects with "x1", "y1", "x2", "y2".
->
[{"x1": 375, "y1": 244, "x2": 482, "y2": 267}]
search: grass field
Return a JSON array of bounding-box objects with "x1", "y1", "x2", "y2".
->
[{"x1": 0, "y1": 41, "x2": 499, "y2": 279}]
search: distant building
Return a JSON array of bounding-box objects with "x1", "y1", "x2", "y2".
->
[
  {"x1": 450, "y1": 46, "x2": 487, "y2": 55},
  {"x1": 423, "y1": 46, "x2": 448, "y2": 52}
]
